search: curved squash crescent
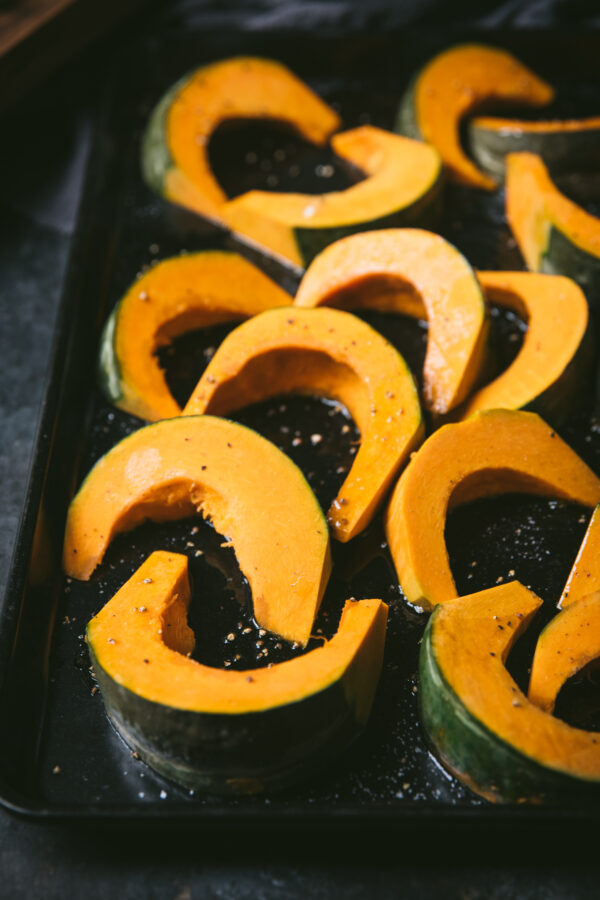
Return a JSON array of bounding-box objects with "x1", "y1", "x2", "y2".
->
[
  {"x1": 183, "y1": 306, "x2": 423, "y2": 542},
  {"x1": 421, "y1": 582, "x2": 600, "y2": 803},
  {"x1": 459, "y1": 271, "x2": 591, "y2": 424},
  {"x1": 395, "y1": 43, "x2": 553, "y2": 190},
  {"x1": 63, "y1": 416, "x2": 331, "y2": 646},
  {"x1": 88, "y1": 551, "x2": 387, "y2": 793},
  {"x1": 385, "y1": 409, "x2": 600, "y2": 610},
  {"x1": 528, "y1": 592, "x2": 600, "y2": 714},
  {"x1": 294, "y1": 228, "x2": 488, "y2": 415},
  {"x1": 98, "y1": 251, "x2": 291, "y2": 421}
]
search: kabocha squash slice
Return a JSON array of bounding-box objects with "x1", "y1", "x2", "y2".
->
[
  {"x1": 183, "y1": 306, "x2": 423, "y2": 542},
  {"x1": 141, "y1": 56, "x2": 341, "y2": 268},
  {"x1": 395, "y1": 43, "x2": 554, "y2": 190},
  {"x1": 385, "y1": 409, "x2": 600, "y2": 610},
  {"x1": 528, "y1": 592, "x2": 600, "y2": 715},
  {"x1": 469, "y1": 115, "x2": 600, "y2": 180},
  {"x1": 63, "y1": 416, "x2": 331, "y2": 646},
  {"x1": 420, "y1": 581, "x2": 600, "y2": 803},
  {"x1": 293, "y1": 229, "x2": 488, "y2": 415},
  {"x1": 87, "y1": 551, "x2": 387, "y2": 794},
  {"x1": 458, "y1": 271, "x2": 592, "y2": 425},
  {"x1": 560, "y1": 505, "x2": 600, "y2": 608},
  {"x1": 98, "y1": 251, "x2": 292, "y2": 421},
  {"x1": 224, "y1": 126, "x2": 444, "y2": 268},
  {"x1": 506, "y1": 152, "x2": 600, "y2": 301}
]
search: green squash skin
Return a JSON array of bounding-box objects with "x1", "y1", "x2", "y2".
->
[
  {"x1": 293, "y1": 173, "x2": 444, "y2": 267},
  {"x1": 540, "y1": 226, "x2": 600, "y2": 310},
  {"x1": 141, "y1": 75, "x2": 190, "y2": 197},
  {"x1": 96, "y1": 302, "x2": 124, "y2": 406},
  {"x1": 519, "y1": 319, "x2": 595, "y2": 427},
  {"x1": 393, "y1": 73, "x2": 423, "y2": 141},
  {"x1": 89, "y1": 642, "x2": 370, "y2": 795},
  {"x1": 419, "y1": 609, "x2": 600, "y2": 804},
  {"x1": 469, "y1": 122, "x2": 600, "y2": 181}
]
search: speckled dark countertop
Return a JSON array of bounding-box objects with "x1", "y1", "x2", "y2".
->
[{"x1": 2, "y1": 1, "x2": 600, "y2": 896}]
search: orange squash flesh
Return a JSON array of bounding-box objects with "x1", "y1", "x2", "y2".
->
[
  {"x1": 472, "y1": 115, "x2": 600, "y2": 135},
  {"x1": 385, "y1": 409, "x2": 600, "y2": 610},
  {"x1": 163, "y1": 56, "x2": 340, "y2": 222},
  {"x1": 528, "y1": 592, "x2": 600, "y2": 714},
  {"x1": 426, "y1": 582, "x2": 600, "y2": 793},
  {"x1": 560, "y1": 505, "x2": 600, "y2": 609},
  {"x1": 293, "y1": 228, "x2": 488, "y2": 415},
  {"x1": 99, "y1": 252, "x2": 292, "y2": 421},
  {"x1": 88, "y1": 550, "x2": 388, "y2": 716},
  {"x1": 506, "y1": 152, "x2": 600, "y2": 271},
  {"x1": 397, "y1": 44, "x2": 554, "y2": 190},
  {"x1": 183, "y1": 307, "x2": 423, "y2": 542},
  {"x1": 458, "y1": 271, "x2": 590, "y2": 420},
  {"x1": 224, "y1": 127, "x2": 443, "y2": 267},
  {"x1": 63, "y1": 416, "x2": 331, "y2": 646}
]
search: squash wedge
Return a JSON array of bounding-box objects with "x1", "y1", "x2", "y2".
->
[
  {"x1": 395, "y1": 43, "x2": 553, "y2": 190},
  {"x1": 88, "y1": 550, "x2": 387, "y2": 793},
  {"x1": 528, "y1": 591, "x2": 600, "y2": 714},
  {"x1": 183, "y1": 306, "x2": 423, "y2": 542},
  {"x1": 63, "y1": 416, "x2": 331, "y2": 646},
  {"x1": 560, "y1": 504, "x2": 600, "y2": 609},
  {"x1": 420, "y1": 581, "x2": 600, "y2": 803},
  {"x1": 98, "y1": 251, "x2": 292, "y2": 421},
  {"x1": 142, "y1": 55, "x2": 340, "y2": 268},
  {"x1": 506, "y1": 151, "x2": 600, "y2": 301},
  {"x1": 385, "y1": 409, "x2": 600, "y2": 610},
  {"x1": 294, "y1": 228, "x2": 488, "y2": 415},
  {"x1": 458, "y1": 271, "x2": 592, "y2": 425},
  {"x1": 224, "y1": 126, "x2": 443, "y2": 268},
  {"x1": 469, "y1": 115, "x2": 600, "y2": 180}
]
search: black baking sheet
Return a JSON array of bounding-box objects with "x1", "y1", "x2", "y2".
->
[{"x1": 2, "y1": 28, "x2": 600, "y2": 821}]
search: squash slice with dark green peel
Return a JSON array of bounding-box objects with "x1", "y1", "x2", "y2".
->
[
  {"x1": 294, "y1": 228, "x2": 488, "y2": 415},
  {"x1": 506, "y1": 152, "x2": 600, "y2": 301},
  {"x1": 469, "y1": 115, "x2": 600, "y2": 181},
  {"x1": 528, "y1": 591, "x2": 600, "y2": 715},
  {"x1": 560, "y1": 505, "x2": 600, "y2": 609},
  {"x1": 63, "y1": 416, "x2": 331, "y2": 646},
  {"x1": 141, "y1": 56, "x2": 340, "y2": 268},
  {"x1": 458, "y1": 271, "x2": 592, "y2": 425},
  {"x1": 183, "y1": 306, "x2": 423, "y2": 542},
  {"x1": 385, "y1": 409, "x2": 600, "y2": 610},
  {"x1": 88, "y1": 550, "x2": 387, "y2": 794},
  {"x1": 224, "y1": 126, "x2": 443, "y2": 268},
  {"x1": 420, "y1": 581, "x2": 600, "y2": 803},
  {"x1": 395, "y1": 43, "x2": 553, "y2": 190},
  {"x1": 98, "y1": 251, "x2": 291, "y2": 421}
]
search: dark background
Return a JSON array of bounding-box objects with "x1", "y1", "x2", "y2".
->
[{"x1": 2, "y1": 1, "x2": 600, "y2": 896}]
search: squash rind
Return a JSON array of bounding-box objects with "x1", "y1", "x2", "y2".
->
[
  {"x1": 420, "y1": 587, "x2": 600, "y2": 803},
  {"x1": 87, "y1": 551, "x2": 388, "y2": 793}
]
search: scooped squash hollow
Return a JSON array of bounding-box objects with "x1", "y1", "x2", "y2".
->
[
  {"x1": 98, "y1": 251, "x2": 292, "y2": 421},
  {"x1": 420, "y1": 581, "x2": 600, "y2": 803},
  {"x1": 88, "y1": 550, "x2": 388, "y2": 793},
  {"x1": 63, "y1": 416, "x2": 331, "y2": 646},
  {"x1": 183, "y1": 306, "x2": 423, "y2": 542},
  {"x1": 294, "y1": 228, "x2": 488, "y2": 415},
  {"x1": 385, "y1": 409, "x2": 600, "y2": 610},
  {"x1": 395, "y1": 43, "x2": 554, "y2": 190}
]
